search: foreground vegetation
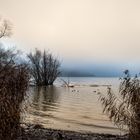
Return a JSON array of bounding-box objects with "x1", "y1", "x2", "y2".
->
[
  {"x1": 0, "y1": 21, "x2": 30, "y2": 138},
  {"x1": 99, "y1": 70, "x2": 140, "y2": 139}
]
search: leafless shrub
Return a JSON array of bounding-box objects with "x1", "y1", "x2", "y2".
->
[
  {"x1": 0, "y1": 19, "x2": 12, "y2": 38},
  {"x1": 28, "y1": 49, "x2": 60, "y2": 86},
  {"x1": 0, "y1": 19, "x2": 29, "y2": 139},
  {"x1": 0, "y1": 46, "x2": 30, "y2": 139},
  {"x1": 98, "y1": 70, "x2": 140, "y2": 139}
]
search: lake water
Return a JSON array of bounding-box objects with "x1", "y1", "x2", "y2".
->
[{"x1": 22, "y1": 77, "x2": 126, "y2": 135}]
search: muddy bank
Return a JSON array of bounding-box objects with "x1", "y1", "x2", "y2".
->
[{"x1": 17, "y1": 124, "x2": 128, "y2": 140}]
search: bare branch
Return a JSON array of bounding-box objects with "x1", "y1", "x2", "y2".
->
[
  {"x1": 28, "y1": 49, "x2": 61, "y2": 86},
  {"x1": 0, "y1": 19, "x2": 12, "y2": 38},
  {"x1": 98, "y1": 70, "x2": 140, "y2": 138}
]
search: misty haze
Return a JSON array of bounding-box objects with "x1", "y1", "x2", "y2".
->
[{"x1": 0, "y1": 0, "x2": 140, "y2": 139}]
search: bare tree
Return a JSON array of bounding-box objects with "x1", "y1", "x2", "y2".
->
[
  {"x1": 0, "y1": 20, "x2": 30, "y2": 139},
  {"x1": 42, "y1": 50, "x2": 48, "y2": 85},
  {"x1": 0, "y1": 19, "x2": 12, "y2": 38},
  {"x1": 46, "y1": 53, "x2": 60, "y2": 85},
  {"x1": 28, "y1": 49, "x2": 42, "y2": 85},
  {"x1": 98, "y1": 70, "x2": 140, "y2": 139},
  {"x1": 28, "y1": 49, "x2": 60, "y2": 86}
]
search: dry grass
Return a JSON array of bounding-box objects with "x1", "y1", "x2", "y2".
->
[
  {"x1": 0, "y1": 50, "x2": 30, "y2": 139},
  {"x1": 98, "y1": 70, "x2": 140, "y2": 139}
]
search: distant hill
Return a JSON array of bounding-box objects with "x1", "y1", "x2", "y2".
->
[{"x1": 60, "y1": 70, "x2": 95, "y2": 77}]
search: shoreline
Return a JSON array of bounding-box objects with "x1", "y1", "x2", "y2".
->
[{"x1": 17, "y1": 124, "x2": 128, "y2": 140}]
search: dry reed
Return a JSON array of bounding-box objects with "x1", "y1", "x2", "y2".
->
[
  {"x1": 98, "y1": 70, "x2": 140, "y2": 139},
  {"x1": 0, "y1": 58, "x2": 29, "y2": 139}
]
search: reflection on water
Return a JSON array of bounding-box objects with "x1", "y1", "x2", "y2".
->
[
  {"x1": 23, "y1": 77, "x2": 126, "y2": 134},
  {"x1": 32, "y1": 86, "x2": 59, "y2": 112}
]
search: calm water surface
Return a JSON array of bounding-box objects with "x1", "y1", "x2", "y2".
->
[{"x1": 23, "y1": 77, "x2": 125, "y2": 134}]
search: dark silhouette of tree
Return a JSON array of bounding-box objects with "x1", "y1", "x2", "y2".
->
[
  {"x1": 0, "y1": 19, "x2": 30, "y2": 139},
  {"x1": 28, "y1": 49, "x2": 60, "y2": 86},
  {"x1": 98, "y1": 70, "x2": 140, "y2": 139},
  {"x1": 28, "y1": 49, "x2": 42, "y2": 85}
]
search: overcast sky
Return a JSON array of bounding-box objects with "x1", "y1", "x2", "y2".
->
[{"x1": 0, "y1": 0, "x2": 140, "y2": 76}]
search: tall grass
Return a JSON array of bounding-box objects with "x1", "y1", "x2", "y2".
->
[
  {"x1": 0, "y1": 48, "x2": 30, "y2": 139},
  {"x1": 98, "y1": 70, "x2": 140, "y2": 139}
]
